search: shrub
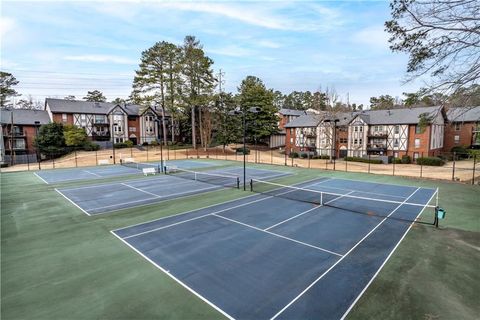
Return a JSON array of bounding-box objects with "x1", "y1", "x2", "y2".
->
[
  {"x1": 300, "y1": 153, "x2": 308, "y2": 159},
  {"x1": 401, "y1": 155, "x2": 411, "y2": 164},
  {"x1": 114, "y1": 142, "x2": 128, "y2": 149},
  {"x1": 392, "y1": 158, "x2": 402, "y2": 164},
  {"x1": 236, "y1": 147, "x2": 250, "y2": 154},
  {"x1": 416, "y1": 157, "x2": 445, "y2": 166},
  {"x1": 344, "y1": 156, "x2": 383, "y2": 164},
  {"x1": 451, "y1": 146, "x2": 469, "y2": 159},
  {"x1": 83, "y1": 141, "x2": 100, "y2": 151},
  {"x1": 289, "y1": 152, "x2": 299, "y2": 158},
  {"x1": 150, "y1": 140, "x2": 159, "y2": 146},
  {"x1": 125, "y1": 140, "x2": 134, "y2": 147},
  {"x1": 142, "y1": 142, "x2": 149, "y2": 146}
]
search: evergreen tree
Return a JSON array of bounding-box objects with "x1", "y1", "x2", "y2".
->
[
  {"x1": 83, "y1": 90, "x2": 107, "y2": 102},
  {"x1": 1, "y1": 71, "x2": 19, "y2": 108},
  {"x1": 34, "y1": 122, "x2": 66, "y2": 157}
]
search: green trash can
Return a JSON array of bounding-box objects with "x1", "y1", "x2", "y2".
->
[{"x1": 436, "y1": 207, "x2": 446, "y2": 220}]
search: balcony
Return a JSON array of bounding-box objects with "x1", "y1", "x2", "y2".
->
[
  {"x1": 367, "y1": 144, "x2": 387, "y2": 152},
  {"x1": 3, "y1": 130, "x2": 25, "y2": 137},
  {"x1": 367, "y1": 132, "x2": 388, "y2": 139},
  {"x1": 304, "y1": 132, "x2": 317, "y2": 138},
  {"x1": 92, "y1": 131, "x2": 111, "y2": 141}
]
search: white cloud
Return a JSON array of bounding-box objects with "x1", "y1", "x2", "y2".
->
[
  {"x1": 256, "y1": 40, "x2": 282, "y2": 49},
  {"x1": 352, "y1": 25, "x2": 390, "y2": 49},
  {"x1": 0, "y1": 17, "x2": 15, "y2": 37},
  {"x1": 63, "y1": 54, "x2": 137, "y2": 65},
  {"x1": 207, "y1": 45, "x2": 254, "y2": 57}
]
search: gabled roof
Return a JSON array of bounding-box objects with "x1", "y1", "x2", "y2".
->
[
  {"x1": 278, "y1": 108, "x2": 307, "y2": 116},
  {"x1": 446, "y1": 106, "x2": 480, "y2": 123},
  {"x1": 284, "y1": 114, "x2": 323, "y2": 128},
  {"x1": 350, "y1": 106, "x2": 443, "y2": 125},
  {"x1": 45, "y1": 98, "x2": 168, "y2": 117},
  {"x1": 0, "y1": 108, "x2": 50, "y2": 125}
]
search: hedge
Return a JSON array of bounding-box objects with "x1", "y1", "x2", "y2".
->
[
  {"x1": 344, "y1": 156, "x2": 383, "y2": 164},
  {"x1": 236, "y1": 147, "x2": 250, "y2": 155},
  {"x1": 416, "y1": 157, "x2": 445, "y2": 166},
  {"x1": 289, "y1": 152, "x2": 299, "y2": 158}
]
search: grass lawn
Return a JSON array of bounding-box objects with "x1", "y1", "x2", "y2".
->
[{"x1": 1, "y1": 161, "x2": 479, "y2": 319}]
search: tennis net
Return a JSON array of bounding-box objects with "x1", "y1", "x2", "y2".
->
[
  {"x1": 250, "y1": 179, "x2": 438, "y2": 225},
  {"x1": 120, "y1": 159, "x2": 160, "y2": 173},
  {"x1": 165, "y1": 167, "x2": 240, "y2": 189}
]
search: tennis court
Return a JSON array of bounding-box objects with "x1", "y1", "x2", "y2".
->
[
  {"x1": 56, "y1": 167, "x2": 291, "y2": 216},
  {"x1": 34, "y1": 159, "x2": 217, "y2": 184},
  {"x1": 112, "y1": 177, "x2": 438, "y2": 319}
]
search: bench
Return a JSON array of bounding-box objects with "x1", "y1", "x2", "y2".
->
[
  {"x1": 98, "y1": 159, "x2": 110, "y2": 165},
  {"x1": 142, "y1": 167, "x2": 157, "y2": 176}
]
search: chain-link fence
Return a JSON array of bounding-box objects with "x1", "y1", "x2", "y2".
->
[{"x1": 1, "y1": 143, "x2": 479, "y2": 185}]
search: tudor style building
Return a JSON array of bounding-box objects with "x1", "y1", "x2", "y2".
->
[
  {"x1": 45, "y1": 98, "x2": 170, "y2": 145},
  {"x1": 284, "y1": 106, "x2": 446, "y2": 161}
]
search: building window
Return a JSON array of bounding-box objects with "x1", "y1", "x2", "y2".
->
[
  {"x1": 394, "y1": 125, "x2": 400, "y2": 134},
  {"x1": 354, "y1": 139, "x2": 358, "y2": 144},
  {"x1": 62, "y1": 113, "x2": 67, "y2": 122},
  {"x1": 394, "y1": 138, "x2": 399, "y2": 147},
  {"x1": 415, "y1": 125, "x2": 422, "y2": 134},
  {"x1": 81, "y1": 114, "x2": 86, "y2": 120},
  {"x1": 290, "y1": 138, "x2": 293, "y2": 143},
  {"x1": 394, "y1": 152, "x2": 399, "y2": 158},
  {"x1": 354, "y1": 127, "x2": 358, "y2": 132},
  {"x1": 454, "y1": 135, "x2": 460, "y2": 144},
  {"x1": 359, "y1": 126, "x2": 363, "y2": 132},
  {"x1": 359, "y1": 138, "x2": 363, "y2": 145},
  {"x1": 415, "y1": 138, "x2": 420, "y2": 148},
  {"x1": 339, "y1": 138, "x2": 347, "y2": 144},
  {"x1": 129, "y1": 127, "x2": 136, "y2": 132},
  {"x1": 413, "y1": 152, "x2": 419, "y2": 161},
  {"x1": 115, "y1": 137, "x2": 124, "y2": 143},
  {"x1": 95, "y1": 115, "x2": 105, "y2": 124},
  {"x1": 13, "y1": 139, "x2": 25, "y2": 149},
  {"x1": 454, "y1": 123, "x2": 461, "y2": 131}
]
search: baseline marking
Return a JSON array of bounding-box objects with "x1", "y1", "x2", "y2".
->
[
  {"x1": 33, "y1": 172, "x2": 49, "y2": 184},
  {"x1": 340, "y1": 189, "x2": 437, "y2": 320},
  {"x1": 110, "y1": 231, "x2": 234, "y2": 320},
  {"x1": 54, "y1": 188, "x2": 91, "y2": 216},
  {"x1": 270, "y1": 187, "x2": 421, "y2": 319}
]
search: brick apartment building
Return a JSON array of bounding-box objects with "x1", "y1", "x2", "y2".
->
[
  {"x1": 269, "y1": 108, "x2": 307, "y2": 148},
  {"x1": 444, "y1": 106, "x2": 480, "y2": 152},
  {"x1": 0, "y1": 108, "x2": 51, "y2": 162},
  {"x1": 45, "y1": 98, "x2": 171, "y2": 145},
  {"x1": 284, "y1": 106, "x2": 447, "y2": 161}
]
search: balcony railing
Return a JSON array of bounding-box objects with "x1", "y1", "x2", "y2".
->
[
  {"x1": 3, "y1": 131, "x2": 25, "y2": 137},
  {"x1": 367, "y1": 144, "x2": 387, "y2": 151},
  {"x1": 367, "y1": 132, "x2": 388, "y2": 139}
]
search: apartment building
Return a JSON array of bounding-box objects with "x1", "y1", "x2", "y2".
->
[
  {"x1": 285, "y1": 106, "x2": 446, "y2": 161},
  {"x1": 444, "y1": 106, "x2": 480, "y2": 151},
  {"x1": 0, "y1": 108, "x2": 50, "y2": 161},
  {"x1": 269, "y1": 108, "x2": 307, "y2": 148},
  {"x1": 348, "y1": 106, "x2": 445, "y2": 160},
  {"x1": 45, "y1": 98, "x2": 169, "y2": 145},
  {"x1": 284, "y1": 111, "x2": 354, "y2": 157}
]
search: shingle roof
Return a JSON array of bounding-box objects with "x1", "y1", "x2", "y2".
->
[
  {"x1": 45, "y1": 98, "x2": 168, "y2": 116},
  {"x1": 278, "y1": 108, "x2": 307, "y2": 116},
  {"x1": 284, "y1": 111, "x2": 357, "y2": 128},
  {"x1": 0, "y1": 108, "x2": 50, "y2": 125},
  {"x1": 351, "y1": 106, "x2": 443, "y2": 125},
  {"x1": 446, "y1": 106, "x2": 480, "y2": 122}
]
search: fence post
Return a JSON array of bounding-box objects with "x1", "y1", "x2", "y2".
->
[
  {"x1": 392, "y1": 155, "x2": 395, "y2": 176},
  {"x1": 27, "y1": 153, "x2": 30, "y2": 171},
  {"x1": 130, "y1": 146, "x2": 133, "y2": 158},
  {"x1": 420, "y1": 152, "x2": 423, "y2": 178},
  {"x1": 308, "y1": 152, "x2": 311, "y2": 169},
  {"x1": 271, "y1": 149, "x2": 273, "y2": 164},
  {"x1": 452, "y1": 151, "x2": 456, "y2": 181},
  {"x1": 284, "y1": 151, "x2": 287, "y2": 166},
  {"x1": 74, "y1": 149, "x2": 78, "y2": 167},
  {"x1": 291, "y1": 155, "x2": 293, "y2": 167},
  {"x1": 52, "y1": 153, "x2": 55, "y2": 169},
  {"x1": 95, "y1": 150, "x2": 98, "y2": 165},
  {"x1": 345, "y1": 155, "x2": 347, "y2": 172},
  {"x1": 472, "y1": 154, "x2": 477, "y2": 185},
  {"x1": 368, "y1": 154, "x2": 371, "y2": 174}
]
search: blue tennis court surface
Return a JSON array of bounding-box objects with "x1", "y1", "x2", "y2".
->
[
  {"x1": 56, "y1": 167, "x2": 291, "y2": 215},
  {"x1": 112, "y1": 177, "x2": 437, "y2": 319},
  {"x1": 34, "y1": 160, "x2": 218, "y2": 184}
]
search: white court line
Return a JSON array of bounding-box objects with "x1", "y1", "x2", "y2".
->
[
  {"x1": 270, "y1": 187, "x2": 421, "y2": 320},
  {"x1": 308, "y1": 179, "x2": 407, "y2": 200},
  {"x1": 122, "y1": 196, "x2": 274, "y2": 239},
  {"x1": 54, "y1": 188, "x2": 91, "y2": 216},
  {"x1": 33, "y1": 172, "x2": 49, "y2": 184},
  {"x1": 121, "y1": 183, "x2": 162, "y2": 198},
  {"x1": 263, "y1": 190, "x2": 354, "y2": 231},
  {"x1": 110, "y1": 231, "x2": 234, "y2": 320},
  {"x1": 325, "y1": 177, "x2": 437, "y2": 192},
  {"x1": 58, "y1": 175, "x2": 183, "y2": 191},
  {"x1": 120, "y1": 177, "x2": 334, "y2": 239},
  {"x1": 83, "y1": 170, "x2": 102, "y2": 177},
  {"x1": 88, "y1": 185, "x2": 220, "y2": 212},
  {"x1": 340, "y1": 189, "x2": 437, "y2": 320},
  {"x1": 212, "y1": 213, "x2": 343, "y2": 257},
  {"x1": 112, "y1": 176, "x2": 327, "y2": 233}
]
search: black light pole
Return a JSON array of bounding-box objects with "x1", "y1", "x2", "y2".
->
[
  {"x1": 325, "y1": 119, "x2": 339, "y2": 170},
  {"x1": 231, "y1": 107, "x2": 260, "y2": 190},
  {"x1": 112, "y1": 123, "x2": 118, "y2": 164},
  {"x1": 154, "y1": 118, "x2": 163, "y2": 172}
]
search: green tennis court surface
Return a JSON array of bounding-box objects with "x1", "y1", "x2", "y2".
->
[{"x1": 1, "y1": 161, "x2": 478, "y2": 319}]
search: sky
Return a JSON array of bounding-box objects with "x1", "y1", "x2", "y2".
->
[{"x1": 1, "y1": 0, "x2": 424, "y2": 107}]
